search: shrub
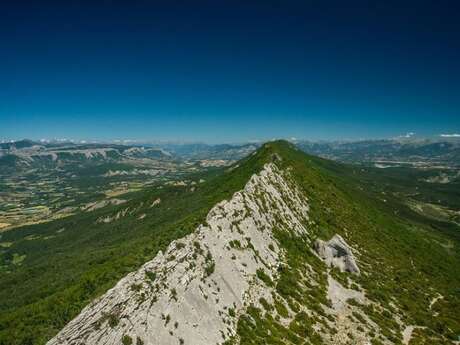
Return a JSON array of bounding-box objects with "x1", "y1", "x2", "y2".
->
[
  {"x1": 256, "y1": 268, "x2": 273, "y2": 287},
  {"x1": 108, "y1": 313, "x2": 119, "y2": 328},
  {"x1": 145, "y1": 270, "x2": 156, "y2": 282},
  {"x1": 122, "y1": 335, "x2": 133, "y2": 345}
]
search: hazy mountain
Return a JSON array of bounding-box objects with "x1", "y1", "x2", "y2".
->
[
  {"x1": 0, "y1": 141, "x2": 173, "y2": 171},
  {"x1": 0, "y1": 139, "x2": 37, "y2": 150},
  {"x1": 3, "y1": 138, "x2": 460, "y2": 171},
  {"x1": 154, "y1": 142, "x2": 260, "y2": 160},
  {"x1": 297, "y1": 139, "x2": 460, "y2": 167}
]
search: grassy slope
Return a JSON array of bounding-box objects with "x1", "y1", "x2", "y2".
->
[
  {"x1": 0, "y1": 141, "x2": 458, "y2": 344},
  {"x1": 233, "y1": 141, "x2": 459, "y2": 344}
]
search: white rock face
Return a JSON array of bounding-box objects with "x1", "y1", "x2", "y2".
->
[
  {"x1": 314, "y1": 234, "x2": 360, "y2": 274},
  {"x1": 47, "y1": 163, "x2": 310, "y2": 345},
  {"x1": 326, "y1": 276, "x2": 373, "y2": 345},
  {"x1": 327, "y1": 275, "x2": 365, "y2": 311}
]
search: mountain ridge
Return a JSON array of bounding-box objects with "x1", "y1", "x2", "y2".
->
[
  {"x1": 1, "y1": 141, "x2": 459, "y2": 344},
  {"x1": 47, "y1": 162, "x2": 312, "y2": 345},
  {"x1": 48, "y1": 141, "x2": 460, "y2": 344}
]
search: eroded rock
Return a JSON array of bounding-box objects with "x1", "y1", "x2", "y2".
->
[{"x1": 314, "y1": 234, "x2": 360, "y2": 274}]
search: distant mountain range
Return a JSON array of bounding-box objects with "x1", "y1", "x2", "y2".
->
[
  {"x1": 0, "y1": 140, "x2": 172, "y2": 170},
  {"x1": 154, "y1": 142, "x2": 259, "y2": 160},
  {"x1": 1, "y1": 138, "x2": 459, "y2": 172},
  {"x1": 297, "y1": 139, "x2": 460, "y2": 167}
]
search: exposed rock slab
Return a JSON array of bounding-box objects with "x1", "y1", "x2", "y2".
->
[{"x1": 314, "y1": 234, "x2": 360, "y2": 274}]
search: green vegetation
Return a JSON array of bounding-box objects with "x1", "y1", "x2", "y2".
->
[
  {"x1": 255, "y1": 269, "x2": 273, "y2": 287},
  {"x1": 229, "y1": 305, "x2": 322, "y2": 345},
  {"x1": 0, "y1": 140, "x2": 458, "y2": 345},
  {"x1": 145, "y1": 270, "x2": 156, "y2": 282},
  {"x1": 203, "y1": 251, "x2": 215, "y2": 278},
  {"x1": 108, "y1": 313, "x2": 119, "y2": 328},
  {"x1": 218, "y1": 140, "x2": 459, "y2": 344},
  {"x1": 204, "y1": 261, "x2": 215, "y2": 278},
  {"x1": 122, "y1": 334, "x2": 133, "y2": 345},
  {"x1": 263, "y1": 141, "x2": 460, "y2": 343},
  {"x1": 229, "y1": 239, "x2": 242, "y2": 249}
]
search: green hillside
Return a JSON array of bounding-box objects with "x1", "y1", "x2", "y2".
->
[
  {"x1": 230, "y1": 141, "x2": 459, "y2": 344},
  {"x1": 0, "y1": 141, "x2": 458, "y2": 345}
]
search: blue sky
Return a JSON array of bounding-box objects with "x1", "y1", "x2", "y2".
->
[{"x1": 1, "y1": 1, "x2": 459, "y2": 143}]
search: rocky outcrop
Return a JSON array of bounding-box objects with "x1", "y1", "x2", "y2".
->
[
  {"x1": 81, "y1": 198, "x2": 126, "y2": 212},
  {"x1": 47, "y1": 163, "x2": 310, "y2": 345},
  {"x1": 314, "y1": 234, "x2": 360, "y2": 274}
]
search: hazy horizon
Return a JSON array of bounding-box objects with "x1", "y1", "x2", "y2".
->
[{"x1": 2, "y1": 132, "x2": 460, "y2": 146}]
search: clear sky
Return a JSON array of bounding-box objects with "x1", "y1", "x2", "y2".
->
[{"x1": 1, "y1": 0, "x2": 459, "y2": 143}]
